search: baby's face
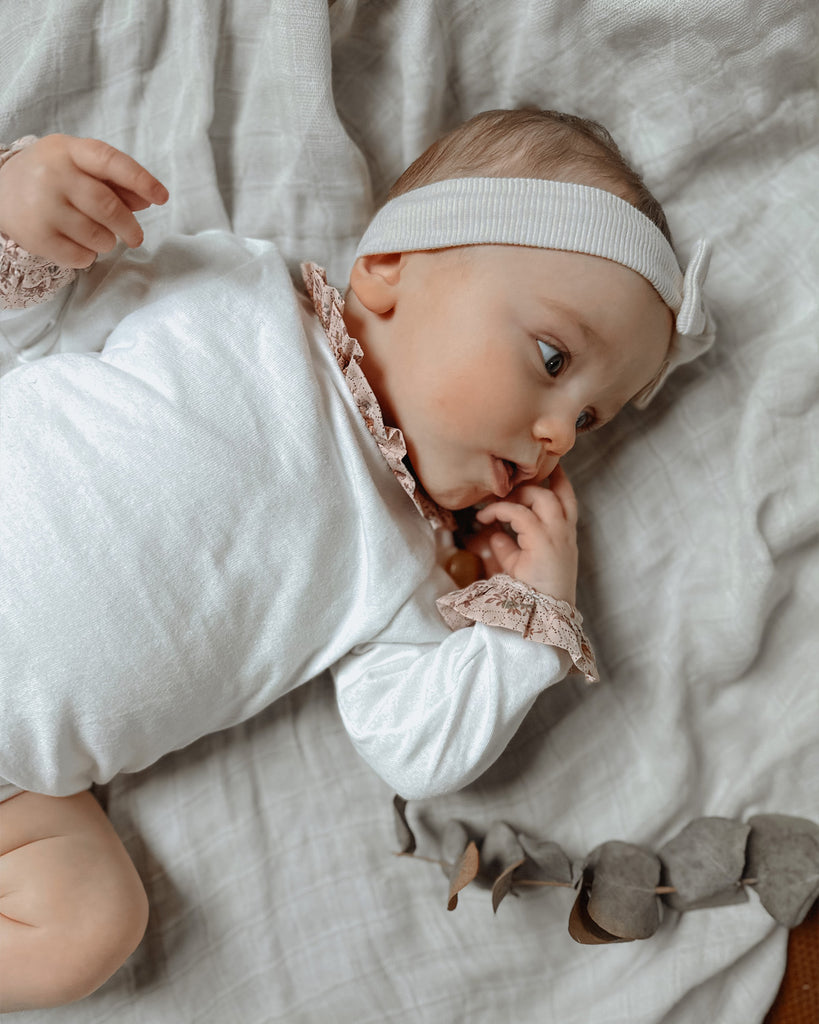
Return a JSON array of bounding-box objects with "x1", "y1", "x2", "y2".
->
[{"x1": 361, "y1": 244, "x2": 673, "y2": 511}]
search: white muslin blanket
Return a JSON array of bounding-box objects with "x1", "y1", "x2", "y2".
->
[{"x1": 0, "y1": 1, "x2": 817, "y2": 1022}]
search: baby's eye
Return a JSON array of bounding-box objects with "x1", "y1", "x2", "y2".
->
[
  {"x1": 575, "y1": 409, "x2": 596, "y2": 432},
  {"x1": 537, "y1": 338, "x2": 565, "y2": 376}
]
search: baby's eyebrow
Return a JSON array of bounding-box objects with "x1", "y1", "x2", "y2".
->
[
  {"x1": 575, "y1": 317, "x2": 605, "y2": 349},
  {"x1": 536, "y1": 299, "x2": 604, "y2": 350}
]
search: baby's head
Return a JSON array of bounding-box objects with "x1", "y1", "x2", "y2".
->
[
  {"x1": 344, "y1": 109, "x2": 713, "y2": 511},
  {"x1": 384, "y1": 108, "x2": 672, "y2": 239}
]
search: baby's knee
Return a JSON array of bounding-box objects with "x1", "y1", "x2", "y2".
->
[
  {"x1": 39, "y1": 876, "x2": 149, "y2": 1009},
  {"x1": 51, "y1": 852, "x2": 149, "y2": 1005},
  {"x1": 0, "y1": 789, "x2": 149, "y2": 1011},
  {"x1": 19, "y1": 884, "x2": 148, "y2": 1011}
]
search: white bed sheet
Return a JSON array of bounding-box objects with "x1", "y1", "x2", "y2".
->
[{"x1": 1, "y1": 1, "x2": 817, "y2": 1021}]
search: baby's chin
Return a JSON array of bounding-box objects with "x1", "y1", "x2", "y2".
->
[
  {"x1": 409, "y1": 456, "x2": 492, "y2": 511},
  {"x1": 428, "y1": 484, "x2": 494, "y2": 512}
]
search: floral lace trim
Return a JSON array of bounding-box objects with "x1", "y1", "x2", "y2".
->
[
  {"x1": 0, "y1": 236, "x2": 77, "y2": 310},
  {"x1": 1, "y1": 137, "x2": 77, "y2": 309},
  {"x1": 436, "y1": 574, "x2": 599, "y2": 683},
  {"x1": 301, "y1": 261, "x2": 454, "y2": 531}
]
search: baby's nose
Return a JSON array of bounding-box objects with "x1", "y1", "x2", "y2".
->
[{"x1": 535, "y1": 414, "x2": 577, "y2": 457}]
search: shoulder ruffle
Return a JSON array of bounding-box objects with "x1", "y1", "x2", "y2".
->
[
  {"x1": 301, "y1": 261, "x2": 454, "y2": 531},
  {"x1": 436, "y1": 573, "x2": 599, "y2": 683}
]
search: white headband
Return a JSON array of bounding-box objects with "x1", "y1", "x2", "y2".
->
[{"x1": 355, "y1": 177, "x2": 714, "y2": 406}]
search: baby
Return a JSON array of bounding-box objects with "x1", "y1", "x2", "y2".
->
[{"x1": 0, "y1": 110, "x2": 712, "y2": 1010}]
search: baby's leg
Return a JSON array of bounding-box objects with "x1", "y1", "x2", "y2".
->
[{"x1": 0, "y1": 789, "x2": 148, "y2": 1011}]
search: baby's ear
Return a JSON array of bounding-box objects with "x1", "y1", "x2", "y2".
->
[{"x1": 348, "y1": 252, "x2": 403, "y2": 314}]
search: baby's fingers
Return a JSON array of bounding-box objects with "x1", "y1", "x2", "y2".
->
[
  {"x1": 475, "y1": 499, "x2": 540, "y2": 538},
  {"x1": 544, "y1": 465, "x2": 578, "y2": 525},
  {"x1": 26, "y1": 232, "x2": 98, "y2": 270},
  {"x1": 69, "y1": 137, "x2": 169, "y2": 210},
  {"x1": 68, "y1": 174, "x2": 146, "y2": 249},
  {"x1": 107, "y1": 184, "x2": 152, "y2": 212},
  {"x1": 51, "y1": 204, "x2": 121, "y2": 266}
]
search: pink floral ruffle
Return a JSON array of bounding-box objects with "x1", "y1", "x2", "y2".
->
[
  {"x1": 436, "y1": 574, "x2": 599, "y2": 683},
  {"x1": 0, "y1": 235, "x2": 77, "y2": 310},
  {"x1": 0, "y1": 137, "x2": 77, "y2": 309},
  {"x1": 301, "y1": 261, "x2": 454, "y2": 531}
]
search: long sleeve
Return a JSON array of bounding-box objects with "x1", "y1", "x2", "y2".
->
[{"x1": 332, "y1": 575, "x2": 573, "y2": 800}]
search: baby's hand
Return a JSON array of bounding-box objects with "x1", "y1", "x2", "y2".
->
[
  {"x1": 474, "y1": 464, "x2": 579, "y2": 604},
  {"x1": 0, "y1": 134, "x2": 169, "y2": 268}
]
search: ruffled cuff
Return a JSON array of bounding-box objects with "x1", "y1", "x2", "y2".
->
[
  {"x1": 436, "y1": 573, "x2": 599, "y2": 683},
  {"x1": 0, "y1": 137, "x2": 77, "y2": 310}
]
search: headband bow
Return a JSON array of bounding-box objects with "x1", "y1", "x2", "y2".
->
[{"x1": 355, "y1": 177, "x2": 714, "y2": 406}]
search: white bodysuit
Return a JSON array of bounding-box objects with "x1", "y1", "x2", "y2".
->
[{"x1": 0, "y1": 224, "x2": 596, "y2": 802}]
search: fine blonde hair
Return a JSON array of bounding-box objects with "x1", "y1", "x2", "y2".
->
[{"x1": 386, "y1": 108, "x2": 672, "y2": 244}]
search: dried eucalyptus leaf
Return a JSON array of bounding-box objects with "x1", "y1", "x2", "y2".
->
[
  {"x1": 440, "y1": 819, "x2": 479, "y2": 910},
  {"x1": 441, "y1": 820, "x2": 471, "y2": 877},
  {"x1": 746, "y1": 814, "x2": 819, "y2": 928},
  {"x1": 480, "y1": 822, "x2": 525, "y2": 880},
  {"x1": 584, "y1": 841, "x2": 662, "y2": 940},
  {"x1": 479, "y1": 822, "x2": 526, "y2": 913},
  {"x1": 448, "y1": 840, "x2": 479, "y2": 911},
  {"x1": 517, "y1": 833, "x2": 574, "y2": 886},
  {"x1": 392, "y1": 795, "x2": 416, "y2": 855},
  {"x1": 568, "y1": 883, "x2": 627, "y2": 944},
  {"x1": 659, "y1": 817, "x2": 750, "y2": 911},
  {"x1": 490, "y1": 862, "x2": 525, "y2": 913}
]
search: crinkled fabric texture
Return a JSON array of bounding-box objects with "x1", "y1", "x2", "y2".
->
[{"x1": 0, "y1": 1, "x2": 816, "y2": 1022}]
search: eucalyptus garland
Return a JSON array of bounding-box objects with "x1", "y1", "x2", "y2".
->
[{"x1": 393, "y1": 797, "x2": 819, "y2": 943}]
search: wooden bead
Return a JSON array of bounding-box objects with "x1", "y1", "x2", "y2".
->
[{"x1": 444, "y1": 549, "x2": 484, "y2": 588}]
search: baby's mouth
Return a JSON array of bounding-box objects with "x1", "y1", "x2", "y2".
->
[{"x1": 491, "y1": 457, "x2": 517, "y2": 498}]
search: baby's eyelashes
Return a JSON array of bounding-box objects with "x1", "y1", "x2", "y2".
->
[{"x1": 537, "y1": 338, "x2": 565, "y2": 376}]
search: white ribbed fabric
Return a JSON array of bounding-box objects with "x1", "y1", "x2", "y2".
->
[{"x1": 355, "y1": 177, "x2": 715, "y2": 403}]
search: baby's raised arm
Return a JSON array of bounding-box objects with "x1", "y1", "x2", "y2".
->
[{"x1": 0, "y1": 134, "x2": 168, "y2": 269}]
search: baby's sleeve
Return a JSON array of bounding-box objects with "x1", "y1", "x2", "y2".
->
[
  {"x1": 331, "y1": 575, "x2": 576, "y2": 800},
  {"x1": 436, "y1": 573, "x2": 598, "y2": 682},
  {"x1": 0, "y1": 137, "x2": 77, "y2": 310}
]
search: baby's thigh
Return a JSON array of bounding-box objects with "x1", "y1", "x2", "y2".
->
[{"x1": 0, "y1": 790, "x2": 148, "y2": 1011}]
